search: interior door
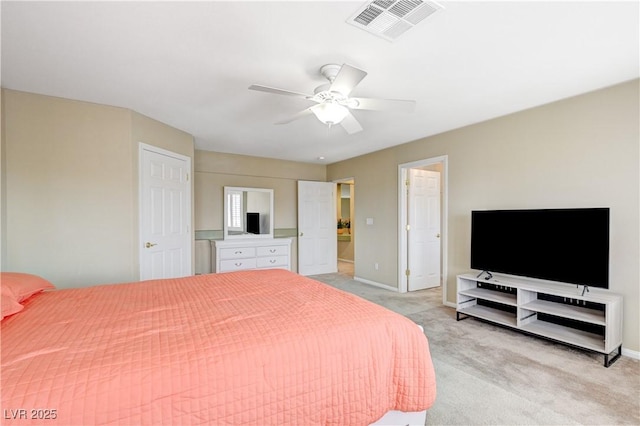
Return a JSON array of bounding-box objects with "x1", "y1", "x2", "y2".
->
[
  {"x1": 297, "y1": 181, "x2": 337, "y2": 275},
  {"x1": 408, "y1": 169, "x2": 441, "y2": 290},
  {"x1": 139, "y1": 144, "x2": 192, "y2": 280}
]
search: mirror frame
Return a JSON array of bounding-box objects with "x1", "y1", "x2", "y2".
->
[{"x1": 223, "y1": 186, "x2": 274, "y2": 239}]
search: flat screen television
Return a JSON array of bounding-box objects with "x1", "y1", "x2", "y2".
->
[
  {"x1": 246, "y1": 212, "x2": 260, "y2": 234},
  {"x1": 470, "y1": 208, "x2": 609, "y2": 288}
]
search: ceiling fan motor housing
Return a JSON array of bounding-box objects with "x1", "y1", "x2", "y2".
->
[
  {"x1": 313, "y1": 83, "x2": 332, "y2": 95},
  {"x1": 314, "y1": 64, "x2": 358, "y2": 105},
  {"x1": 319, "y1": 64, "x2": 342, "y2": 82}
]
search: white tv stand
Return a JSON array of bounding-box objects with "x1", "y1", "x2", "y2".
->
[{"x1": 456, "y1": 273, "x2": 623, "y2": 367}]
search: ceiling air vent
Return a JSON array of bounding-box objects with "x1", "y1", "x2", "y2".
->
[{"x1": 348, "y1": 0, "x2": 444, "y2": 42}]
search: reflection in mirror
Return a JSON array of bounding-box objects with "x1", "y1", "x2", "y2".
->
[
  {"x1": 224, "y1": 187, "x2": 274, "y2": 239},
  {"x1": 337, "y1": 183, "x2": 352, "y2": 235}
]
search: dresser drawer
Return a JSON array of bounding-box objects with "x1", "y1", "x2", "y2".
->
[
  {"x1": 257, "y1": 245, "x2": 289, "y2": 257},
  {"x1": 256, "y1": 255, "x2": 288, "y2": 269},
  {"x1": 211, "y1": 238, "x2": 291, "y2": 273},
  {"x1": 219, "y1": 258, "x2": 257, "y2": 272},
  {"x1": 219, "y1": 247, "x2": 256, "y2": 259}
]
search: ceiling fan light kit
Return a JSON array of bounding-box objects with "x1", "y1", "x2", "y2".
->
[
  {"x1": 248, "y1": 63, "x2": 416, "y2": 135},
  {"x1": 311, "y1": 102, "x2": 350, "y2": 125}
]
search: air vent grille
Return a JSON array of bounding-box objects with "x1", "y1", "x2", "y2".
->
[
  {"x1": 347, "y1": 0, "x2": 443, "y2": 42},
  {"x1": 354, "y1": 6, "x2": 384, "y2": 26},
  {"x1": 373, "y1": 0, "x2": 395, "y2": 9},
  {"x1": 388, "y1": 0, "x2": 422, "y2": 18},
  {"x1": 405, "y1": 2, "x2": 439, "y2": 24},
  {"x1": 384, "y1": 20, "x2": 413, "y2": 39}
]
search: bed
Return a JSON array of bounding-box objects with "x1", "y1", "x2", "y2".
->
[{"x1": 1, "y1": 269, "x2": 436, "y2": 425}]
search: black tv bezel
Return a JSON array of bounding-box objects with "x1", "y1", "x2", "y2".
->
[
  {"x1": 246, "y1": 212, "x2": 260, "y2": 235},
  {"x1": 470, "y1": 207, "x2": 610, "y2": 289}
]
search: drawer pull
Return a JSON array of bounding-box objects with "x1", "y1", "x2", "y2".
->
[
  {"x1": 269, "y1": 249, "x2": 276, "y2": 253},
  {"x1": 235, "y1": 262, "x2": 243, "y2": 267},
  {"x1": 270, "y1": 259, "x2": 276, "y2": 264},
  {"x1": 234, "y1": 250, "x2": 243, "y2": 254}
]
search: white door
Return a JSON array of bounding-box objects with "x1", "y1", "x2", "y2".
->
[
  {"x1": 139, "y1": 144, "x2": 192, "y2": 280},
  {"x1": 407, "y1": 169, "x2": 441, "y2": 290},
  {"x1": 298, "y1": 181, "x2": 337, "y2": 275}
]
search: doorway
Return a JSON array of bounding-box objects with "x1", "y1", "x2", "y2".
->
[
  {"x1": 398, "y1": 156, "x2": 448, "y2": 301},
  {"x1": 336, "y1": 179, "x2": 354, "y2": 277}
]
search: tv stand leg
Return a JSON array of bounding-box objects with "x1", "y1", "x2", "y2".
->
[
  {"x1": 456, "y1": 312, "x2": 471, "y2": 321},
  {"x1": 604, "y1": 345, "x2": 622, "y2": 368}
]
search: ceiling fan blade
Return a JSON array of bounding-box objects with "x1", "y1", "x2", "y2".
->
[
  {"x1": 274, "y1": 108, "x2": 314, "y2": 125},
  {"x1": 340, "y1": 111, "x2": 363, "y2": 135},
  {"x1": 329, "y1": 64, "x2": 368, "y2": 97},
  {"x1": 349, "y1": 97, "x2": 416, "y2": 113},
  {"x1": 248, "y1": 84, "x2": 312, "y2": 99}
]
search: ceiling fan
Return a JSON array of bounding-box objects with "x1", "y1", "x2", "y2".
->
[{"x1": 248, "y1": 63, "x2": 416, "y2": 134}]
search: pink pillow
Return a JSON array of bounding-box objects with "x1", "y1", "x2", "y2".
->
[
  {"x1": 1, "y1": 272, "x2": 55, "y2": 303},
  {"x1": 1, "y1": 287, "x2": 24, "y2": 319}
]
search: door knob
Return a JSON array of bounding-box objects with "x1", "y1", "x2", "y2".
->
[
  {"x1": 299, "y1": 232, "x2": 304, "y2": 237},
  {"x1": 145, "y1": 242, "x2": 157, "y2": 248},
  {"x1": 436, "y1": 233, "x2": 441, "y2": 238}
]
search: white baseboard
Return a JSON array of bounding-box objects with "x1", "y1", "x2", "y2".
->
[
  {"x1": 354, "y1": 276, "x2": 399, "y2": 292},
  {"x1": 622, "y1": 347, "x2": 640, "y2": 360}
]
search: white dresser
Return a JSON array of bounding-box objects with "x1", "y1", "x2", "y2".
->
[{"x1": 210, "y1": 239, "x2": 292, "y2": 273}]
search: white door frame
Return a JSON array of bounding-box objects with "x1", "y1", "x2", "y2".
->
[
  {"x1": 398, "y1": 156, "x2": 448, "y2": 304},
  {"x1": 138, "y1": 142, "x2": 192, "y2": 279}
]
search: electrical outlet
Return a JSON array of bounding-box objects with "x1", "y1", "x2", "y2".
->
[{"x1": 374, "y1": 262, "x2": 379, "y2": 270}]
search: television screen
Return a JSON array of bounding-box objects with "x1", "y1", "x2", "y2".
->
[
  {"x1": 246, "y1": 212, "x2": 260, "y2": 234},
  {"x1": 470, "y1": 208, "x2": 609, "y2": 288}
]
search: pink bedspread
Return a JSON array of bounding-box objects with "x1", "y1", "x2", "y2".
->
[{"x1": 1, "y1": 269, "x2": 436, "y2": 425}]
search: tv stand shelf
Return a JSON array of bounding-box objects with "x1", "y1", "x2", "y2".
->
[{"x1": 456, "y1": 273, "x2": 623, "y2": 367}]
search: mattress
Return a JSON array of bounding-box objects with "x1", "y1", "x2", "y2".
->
[{"x1": 1, "y1": 269, "x2": 436, "y2": 425}]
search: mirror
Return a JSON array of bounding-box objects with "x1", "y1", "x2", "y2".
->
[{"x1": 223, "y1": 186, "x2": 274, "y2": 239}]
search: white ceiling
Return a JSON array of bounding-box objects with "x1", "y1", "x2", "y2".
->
[{"x1": 2, "y1": 1, "x2": 638, "y2": 164}]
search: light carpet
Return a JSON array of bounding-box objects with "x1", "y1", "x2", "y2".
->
[{"x1": 311, "y1": 271, "x2": 640, "y2": 425}]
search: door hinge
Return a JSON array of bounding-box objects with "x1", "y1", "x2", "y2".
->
[
  {"x1": 405, "y1": 179, "x2": 410, "y2": 186},
  {"x1": 186, "y1": 173, "x2": 189, "y2": 182},
  {"x1": 405, "y1": 269, "x2": 410, "y2": 276}
]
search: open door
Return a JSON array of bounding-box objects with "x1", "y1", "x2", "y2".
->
[{"x1": 297, "y1": 181, "x2": 337, "y2": 275}]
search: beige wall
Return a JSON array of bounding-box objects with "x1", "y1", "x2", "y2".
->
[
  {"x1": 2, "y1": 90, "x2": 193, "y2": 287},
  {"x1": 195, "y1": 150, "x2": 325, "y2": 231},
  {"x1": 1, "y1": 89, "x2": 6, "y2": 269},
  {"x1": 328, "y1": 79, "x2": 640, "y2": 352},
  {"x1": 194, "y1": 150, "x2": 326, "y2": 273}
]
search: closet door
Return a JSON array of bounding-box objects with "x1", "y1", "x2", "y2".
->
[{"x1": 139, "y1": 143, "x2": 192, "y2": 280}]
